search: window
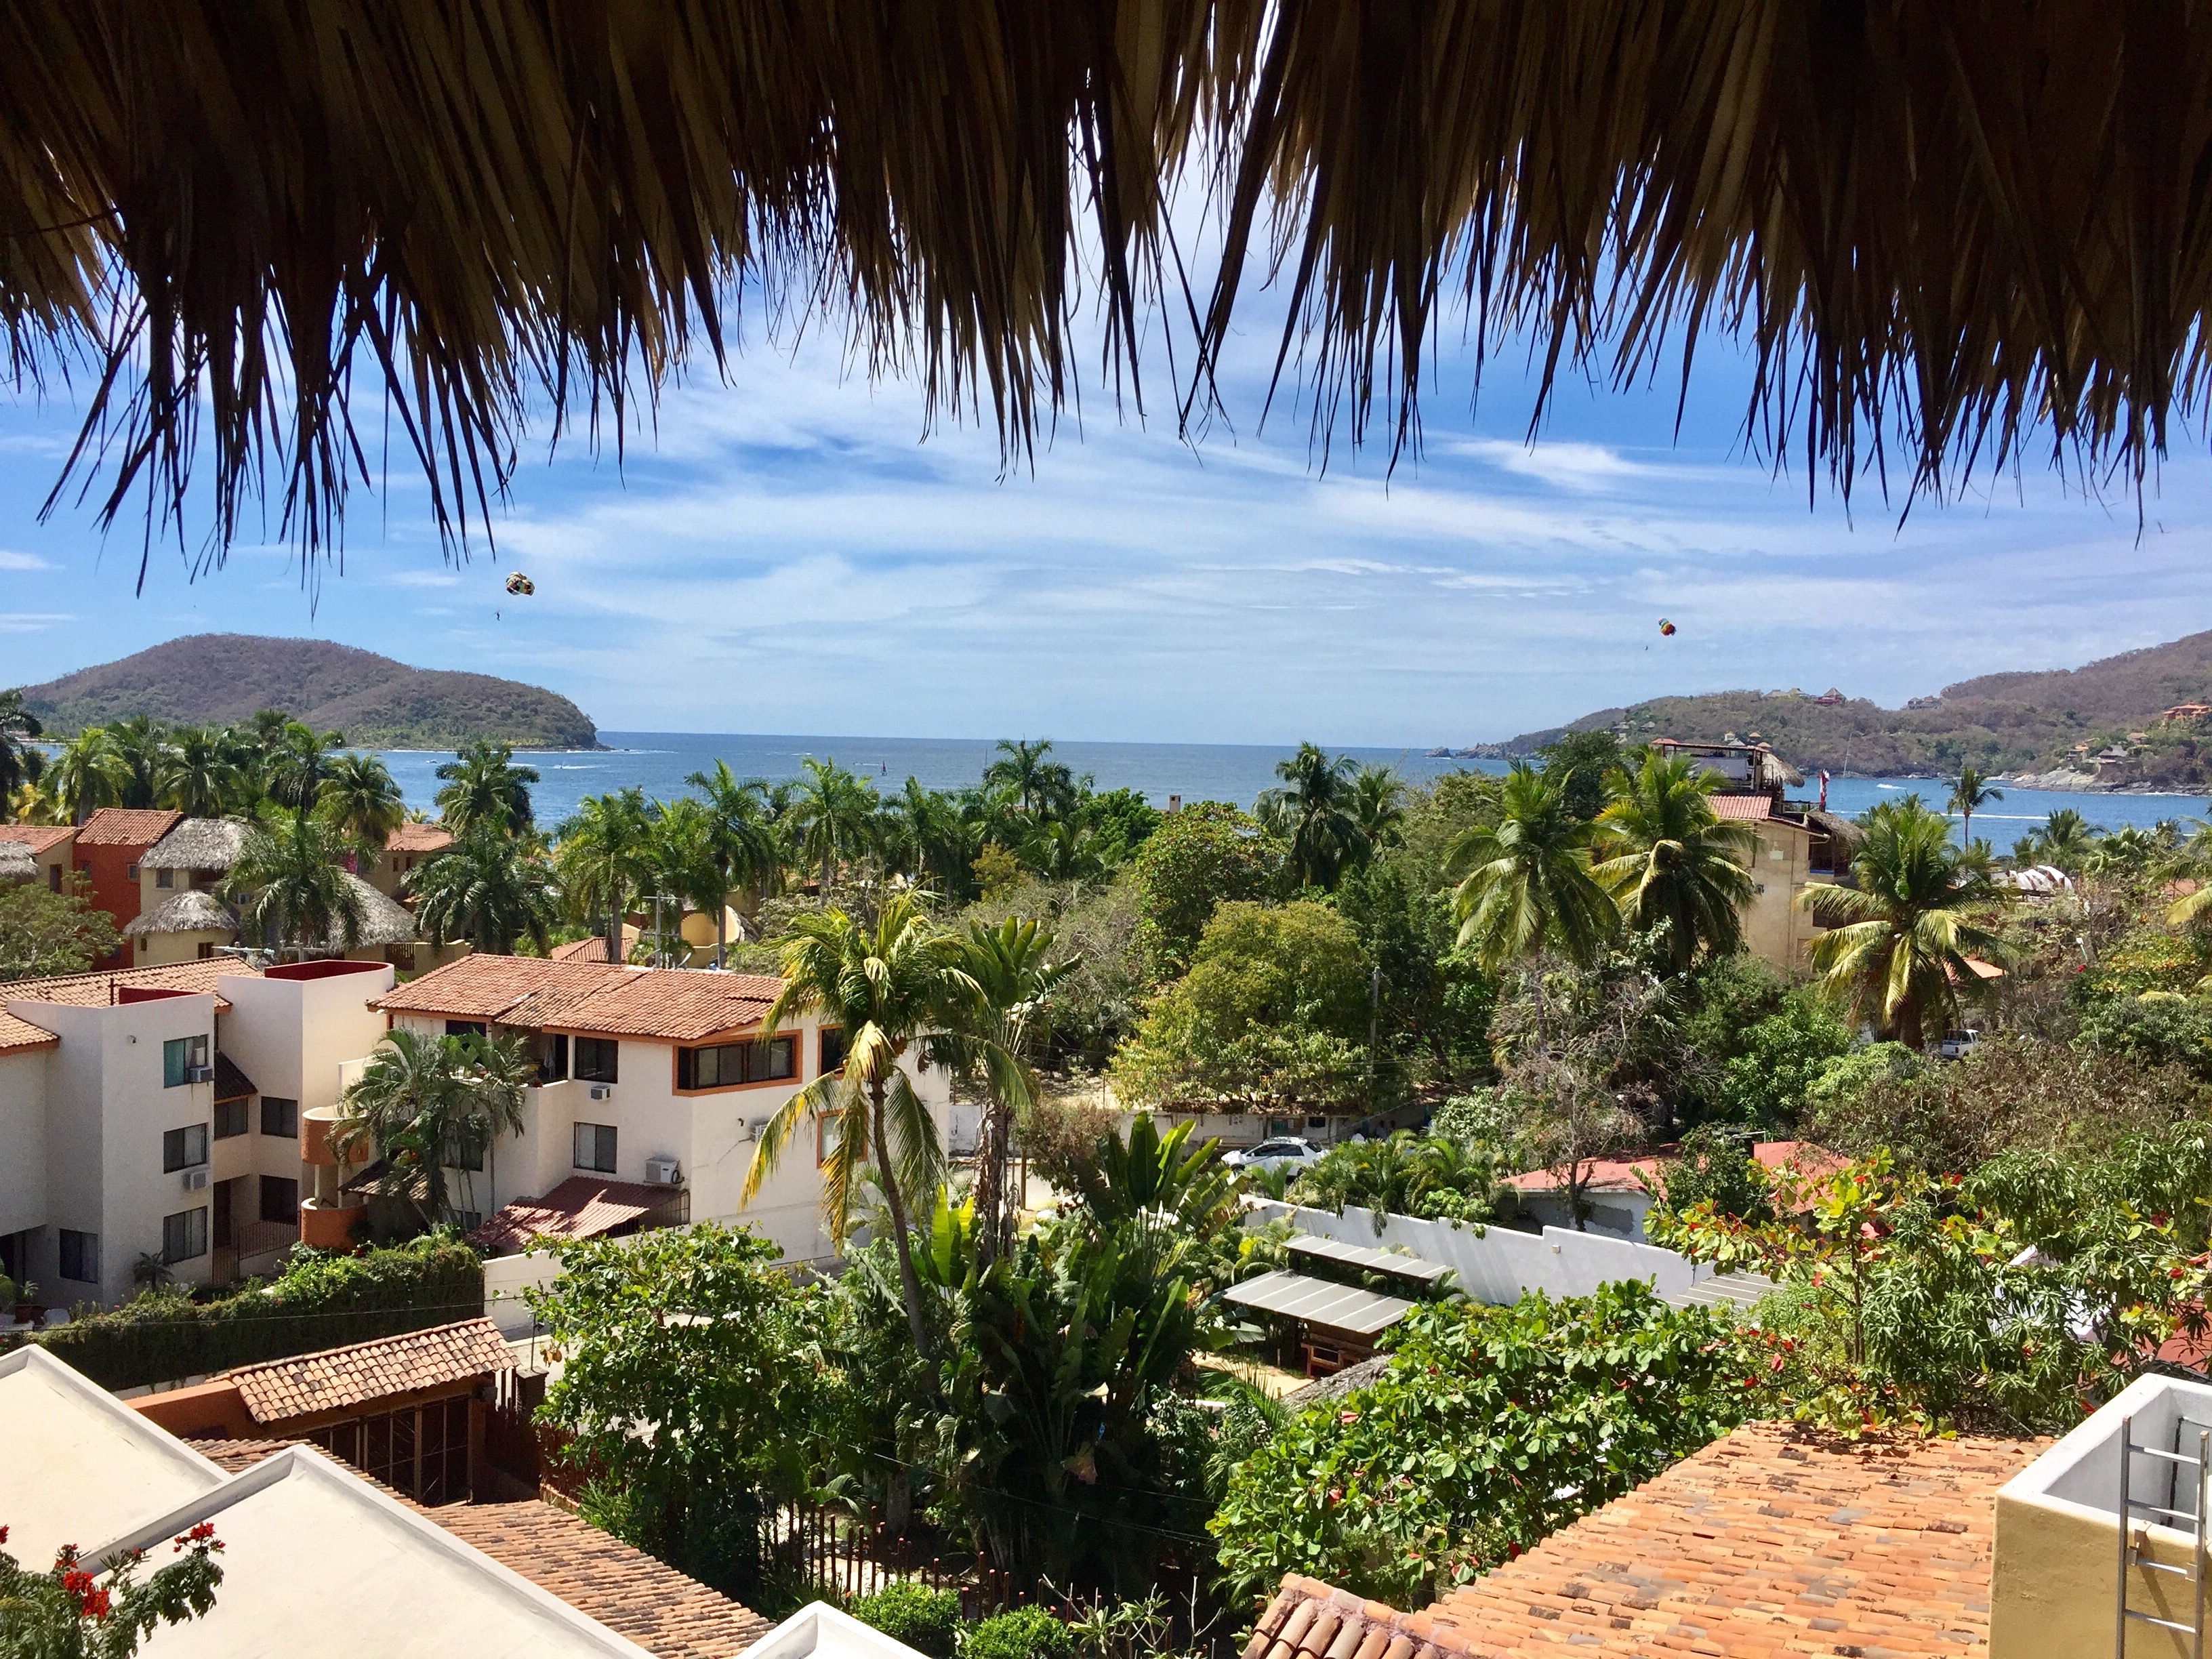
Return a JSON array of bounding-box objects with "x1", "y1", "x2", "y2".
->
[
  {"x1": 676, "y1": 1037, "x2": 796, "y2": 1090},
  {"x1": 162, "y1": 1124, "x2": 209, "y2": 1172},
  {"x1": 574, "y1": 1038, "x2": 619, "y2": 1084},
  {"x1": 538, "y1": 1033, "x2": 569, "y2": 1084},
  {"x1": 125, "y1": 863, "x2": 139, "y2": 881},
  {"x1": 261, "y1": 1097, "x2": 300, "y2": 1137},
  {"x1": 156, "y1": 867, "x2": 174, "y2": 888},
  {"x1": 445, "y1": 1020, "x2": 487, "y2": 1040},
  {"x1": 819, "y1": 1027, "x2": 848, "y2": 1076},
  {"x1": 214, "y1": 1099, "x2": 249, "y2": 1139},
  {"x1": 162, "y1": 1035, "x2": 209, "y2": 1088},
  {"x1": 259, "y1": 1176, "x2": 299, "y2": 1225},
  {"x1": 817, "y1": 1110, "x2": 844, "y2": 1167},
  {"x1": 46, "y1": 865, "x2": 60, "y2": 893},
  {"x1": 162, "y1": 1207, "x2": 209, "y2": 1264},
  {"x1": 446, "y1": 1128, "x2": 485, "y2": 1172},
  {"x1": 573, "y1": 1122, "x2": 618, "y2": 1173},
  {"x1": 58, "y1": 1229, "x2": 99, "y2": 1284}
]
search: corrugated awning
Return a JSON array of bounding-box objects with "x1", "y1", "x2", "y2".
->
[
  {"x1": 1222, "y1": 1270, "x2": 1416, "y2": 1338},
  {"x1": 1286, "y1": 1233, "x2": 1454, "y2": 1288},
  {"x1": 1663, "y1": 1270, "x2": 1779, "y2": 1311}
]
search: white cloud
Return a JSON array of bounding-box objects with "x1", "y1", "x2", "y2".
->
[
  {"x1": 385, "y1": 569, "x2": 464, "y2": 589},
  {"x1": 0, "y1": 613, "x2": 73, "y2": 632},
  {"x1": 0, "y1": 550, "x2": 52, "y2": 571}
]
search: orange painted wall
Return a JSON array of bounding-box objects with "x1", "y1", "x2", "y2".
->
[
  {"x1": 77, "y1": 841, "x2": 152, "y2": 967},
  {"x1": 130, "y1": 1379, "x2": 258, "y2": 1439}
]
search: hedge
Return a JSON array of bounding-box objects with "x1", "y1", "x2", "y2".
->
[{"x1": 12, "y1": 1236, "x2": 485, "y2": 1390}]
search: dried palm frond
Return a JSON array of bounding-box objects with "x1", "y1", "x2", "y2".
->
[{"x1": 5, "y1": 1, "x2": 2212, "y2": 570}]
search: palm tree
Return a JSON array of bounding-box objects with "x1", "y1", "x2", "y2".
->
[
  {"x1": 409, "y1": 830, "x2": 560, "y2": 956},
  {"x1": 785, "y1": 756, "x2": 880, "y2": 894},
  {"x1": 684, "y1": 760, "x2": 783, "y2": 962},
  {"x1": 0, "y1": 690, "x2": 45, "y2": 819},
  {"x1": 640, "y1": 798, "x2": 729, "y2": 965},
  {"x1": 554, "y1": 787, "x2": 653, "y2": 963},
  {"x1": 104, "y1": 715, "x2": 167, "y2": 809},
  {"x1": 745, "y1": 893, "x2": 1001, "y2": 1357},
  {"x1": 52, "y1": 729, "x2": 129, "y2": 823},
  {"x1": 1593, "y1": 752, "x2": 1758, "y2": 972},
  {"x1": 954, "y1": 916, "x2": 1078, "y2": 1267},
  {"x1": 1445, "y1": 762, "x2": 1616, "y2": 1043},
  {"x1": 334, "y1": 1027, "x2": 529, "y2": 1229},
  {"x1": 230, "y1": 816, "x2": 366, "y2": 958},
  {"x1": 1799, "y1": 798, "x2": 2005, "y2": 1048},
  {"x1": 157, "y1": 726, "x2": 249, "y2": 817},
  {"x1": 983, "y1": 737, "x2": 1078, "y2": 821},
  {"x1": 316, "y1": 752, "x2": 407, "y2": 857},
  {"x1": 266, "y1": 722, "x2": 346, "y2": 819},
  {"x1": 1948, "y1": 765, "x2": 2003, "y2": 846},
  {"x1": 436, "y1": 740, "x2": 539, "y2": 836},
  {"x1": 1257, "y1": 742, "x2": 1363, "y2": 890},
  {"x1": 2027, "y1": 806, "x2": 2100, "y2": 869},
  {"x1": 1349, "y1": 763, "x2": 1408, "y2": 859}
]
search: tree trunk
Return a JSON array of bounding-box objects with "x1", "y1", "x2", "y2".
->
[
  {"x1": 872, "y1": 1082, "x2": 936, "y2": 1361},
  {"x1": 714, "y1": 896, "x2": 727, "y2": 969},
  {"x1": 974, "y1": 1094, "x2": 1009, "y2": 1270},
  {"x1": 606, "y1": 885, "x2": 623, "y2": 964}
]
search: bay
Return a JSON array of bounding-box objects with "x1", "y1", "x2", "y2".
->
[{"x1": 373, "y1": 731, "x2": 2212, "y2": 843}]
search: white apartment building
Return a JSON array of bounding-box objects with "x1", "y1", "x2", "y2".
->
[
  {"x1": 371, "y1": 954, "x2": 957, "y2": 1265},
  {"x1": 0, "y1": 958, "x2": 394, "y2": 1307}
]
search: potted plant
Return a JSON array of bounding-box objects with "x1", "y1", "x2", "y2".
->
[{"x1": 12, "y1": 1279, "x2": 41, "y2": 1326}]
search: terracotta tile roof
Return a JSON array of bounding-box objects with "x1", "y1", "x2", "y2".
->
[
  {"x1": 224, "y1": 1317, "x2": 514, "y2": 1426},
  {"x1": 72, "y1": 806, "x2": 183, "y2": 847},
  {"x1": 0, "y1": 1010, "x2": 62, "y2": 1053},
  {"x1": 1505, "y1": 1141, "x2": 1845, "y2": 1199},
  {"x1": 470, "y1": 1176, "x2": 680, "y2": 1254},
  {"x1": 1242, "y1": 1422, "x2": 2041, "y2": 1659},
  {"x1": 385, "y1": 823, "x2": 455, "y2": 854},
  {"x1": 551, "y1": 935, "x2": 623, "y2": 963},
  {"x1": 0, "y1": 824, "x2": 75, "y2": 854},
  {"x1": 212, "y1": 1050, "x2": 258, "y2": 1102},
  {"x1": 377, "y1": 953, "x2": 782, "y2": 1042},
  {"x1": 182, "y1": 1441, "x2": 773, "y2": 1657},
  {"x1": 1, "y1": 956, "x2": 257, "y2": 1011},
  {"x1": 1708, "y1": 794, "x2": 1774, "y2": 821}
]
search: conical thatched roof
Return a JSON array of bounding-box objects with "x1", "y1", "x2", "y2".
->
[
  {"x1": 311, "y1": 873, "x2": 417, "y2": 951},
  {"x1": 3, "y1": 4, "x2": 2208, "y2": 567},
  {"x1": 0, "y1": 844, "x2": 36, "y2": 885},
  {"x1": 124, "y1": 888, "x2": 241, "y2": 939},
  {"x1": 142, "y1": 818, "x2": 249, "y2": 873}
]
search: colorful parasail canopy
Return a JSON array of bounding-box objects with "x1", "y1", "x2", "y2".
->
[
  {"x1": 1658, "y1": 618, "x2": 1676, "y2": 636},
  {"x1": 505, "y1": 572, "x2": 535, "y2": 596}
]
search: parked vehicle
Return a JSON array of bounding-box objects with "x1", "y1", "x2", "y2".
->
[
  {"x1": 1938, "y1": 1029, "x2": 1981, "y2": 1061},
  {"x1": 1223, "y1": 1136, "x2": 1322, "y2": 1172}
]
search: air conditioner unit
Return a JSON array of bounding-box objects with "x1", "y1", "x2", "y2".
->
[
  {"x1": 644, "y1": 1158, "x2": 682, "y2": 1187},
  {"x1": 182, "y1": 1168, "x2": 210, "y2": 1191},
  {"x1": 588, "y1": 1084, "x2": 613, "y2": 1102},
  {"x1": 744, "y1": 1117, "x2": 770, "y2": 1143},
  {"x1": 184, "y1": 1065, "x2": 214, "y2": 1085}
]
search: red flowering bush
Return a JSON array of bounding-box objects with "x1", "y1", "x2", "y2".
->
[{"x1": 0, "y1": 1521, "x2": 222, "y2": 1658}]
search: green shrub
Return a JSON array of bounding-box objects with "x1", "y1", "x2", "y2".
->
[
  {"x1": 849, "y1": 1583, "x2": 961, "y2": 1658},
  {"x1": 962, "y1": 1605, "x2": 1072, "y2": 1659},
  {"x1": 16, "y1": 1235, "x2": 483, "y2": 1389}
]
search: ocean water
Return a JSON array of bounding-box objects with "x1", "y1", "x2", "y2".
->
[{"x1": 373, "y1": 731, "x2": 2212, "y2": 841}]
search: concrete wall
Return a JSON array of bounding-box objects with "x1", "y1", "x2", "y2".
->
[
  {"x1": 1249, "y1": 1201, "x2": 1704, "y2": 1304},
  {"x1": 0, "y1": 1046, "x2": 52, "y2": 1242}
]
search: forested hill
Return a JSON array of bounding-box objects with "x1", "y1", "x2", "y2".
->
[
  {"x1": 1496, "y1": 630, "x2": 2212, "y2": 783},
  {"x1": 20, "y1": 634, "x2": 600, "y2": 750}
]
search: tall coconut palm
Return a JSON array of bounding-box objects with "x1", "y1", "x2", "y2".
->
[
  {"x1": 953, "y1": 916, "x2": 1078, "y2": 1266},
  {"x1": 1593, "y1": 752, "x2": 1758, "y2": 972},
  {"x1": 1799, "y1": 799, "x2": 2005, "y2": 1048},
  {"x1": 105, "y1": 715, "x2": 167, "y2": 808},
  {"x1": 409, "y1": 830, "x2": 560, "y2": 956},
  {"x1": 2028, "y1": 806, "x2": 2099, "y2": 869},
  {"x1": 1445, "y1": 762, "x2": 1616, "y2": 1043},
  {"x1": 1948, "y1": 765, "x2": 2003, "y2": 846},
  {"x1": 157, "y1": 725, "x2": 249, "y2": 817},
  {"x1": 266, "y1": 722, "x2": 346, "y2": 819},
  {"x1": 230, "y1": 816, "x2": 366, "y2": 958},
  {"x1": 436, "y1": 739, "x2": 539, "y2": 836},
  {"x1": 785, "y1": 756, "x2": 880, "y2": 894},
  {"x1": 745, "y1": 893, "x2": 1000, "y2": 1357},
  {"x1": 52, "y1": 729, "x2": 129, "y2": 823},
  {"x1": 639, "y1": 798, "x2": 729, "y2": 965},
  {"x1": 983, "y1": 737, "x2": 1077, "y2": 821},
  {"x1": 684, "y1": 760, "x2": 783, "y2": 962},
  {"x1": 1257, "y1": 742, "x2": 1363, "y2": 890},
  {"x1": 0, "y1": 690, "x2": 45, "y2": 818},
  {"x1": 555, "y1": 787, "x2": 653, "y2": 963},
  {"x1": 334, "y1": 1027, "x2": 529, "y2": 1229},
  {"x1": 316, "y1": 752, "x2": 407, "y2": 855},
  {"x1": 1349, "y1": 763, "x2": 1408, "y2": 859}
]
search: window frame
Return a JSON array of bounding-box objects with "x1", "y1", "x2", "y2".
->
[
  {"x1": 816, "y1": 1109, "x2": 844, "y2": 1168},
  {"x1": 213, "y1": 1097, "x2": 250, "y2": 1139},
  {"x1": 155, "y1": 867, "x2": 174, "y2": 889},
  {"x1": 259, "y1": 1175, "x2": 300, "y2": 1226},
  {"x1": 572, "y1": 1121, "x2": 618, "y2": 1174},
  {"x1": 162, "y1": 1123, "x2": 209, "y2": 1172},
  {"x1": 58, "y1": 1229, "x2": 100, "y2": 1285},
  {"x1": 260, "y1": 1097, "x2": 300, "y2": 1138},
  {"x1": 161, "y1": 1207, "x2": 209, "y2": 1264},
  {"x1": 818, "y1": 1026, "x2": 847, "y2": 1077},
  {"x1": 674, "y1": 1036, "x2": 797, "y2": 1092},
  {"x1": 162, "y1": 1034, "x2": 209, "y2": 1088},
  {"x1": 573, "y1": 1037, "x2": 619, "y2": 1084}
]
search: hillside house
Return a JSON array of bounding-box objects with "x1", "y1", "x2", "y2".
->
[
  {"x1": 70, "y1": 807, "x2": 183, "y2": 966},
  {"x1": 363, "y1": 821, "x2": 453, "y2": 897},
  {"x1": 0, "y1": 823, "x2": 77, "y2": 893},
  {"x1": 364, "y1": 954, "x2": 957, "y2": 1266},
  {"x1": 0, "y1": 958, "x2": 394, "y2": 1307}
]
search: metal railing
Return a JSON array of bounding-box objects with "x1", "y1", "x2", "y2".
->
[{"x1": 2116, "y1": 1412, "x2": 2212, "y2": 1656}]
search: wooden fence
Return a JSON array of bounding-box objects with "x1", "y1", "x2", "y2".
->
[{"x1": 773, "y1": 1504, "x2": 1019, "y2": 1620}]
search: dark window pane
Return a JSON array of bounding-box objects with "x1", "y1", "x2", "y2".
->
[
  {"x1": 819, "y1": 1027, "x2": 847, "y2": 1075},
  {"x1": 214, "y1": 1099, "x2": 249, "y2": 1139},
  {"x1": 446, "y1": 1020, "x2": 487, "y2": 1040},
  {"x1": 538, "y1": 1034, "x2": 568, "y2": 1084},
  {"x1": 259, "y1": 1176, "x2": 300, "y2": 1225},
  {"x1": 261, "y1": 1097, "x2": 300, "y2": 1137},
  {"x1": 574, "y1": 1038, "x2": 618, "y2": 1084},
  {"x1": 163, "y1": 1125, "x2": 207, "y2": 1172}
]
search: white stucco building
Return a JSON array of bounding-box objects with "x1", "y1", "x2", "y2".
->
[
  {"x1": 0, "y1": 957, "x2": 394, "y2": 1307},
  {"x1": 370, "y1": 954, "x2": 958, "y2": 1267}
]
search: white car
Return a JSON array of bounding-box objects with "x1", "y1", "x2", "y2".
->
[
  {"x1": 1223, "y1": 1136, "x2": 1322, "y2": 1172},
  {"x1": 1938, "y1": 1029, "x2": 1981, "y2": 1061}
]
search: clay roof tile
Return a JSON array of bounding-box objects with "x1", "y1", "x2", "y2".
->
[{"x1": 224, "y1": 1317, "x2": 513, "y2": 1425}]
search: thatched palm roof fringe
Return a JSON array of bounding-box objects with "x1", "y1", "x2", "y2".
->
[
  {"x1": 124, "y1": 888, "x2": 240, "y2": 938},
  {"x1": 142, "y1": 817, "x2": 248, "y2": 872},
  {"x1": 4, "y1": 2, "x2": 2211, "y2": 562}
]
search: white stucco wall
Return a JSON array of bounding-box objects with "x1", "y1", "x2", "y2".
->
[{"x1": 0, "y1": 1045, "x2": 52, "y2": 1242}]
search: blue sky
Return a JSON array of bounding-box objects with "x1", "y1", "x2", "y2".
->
[{"x1": 3, "y1": 293, "x2": 2210, "y2": 745}]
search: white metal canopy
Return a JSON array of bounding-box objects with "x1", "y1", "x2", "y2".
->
[{"x1": 1222, "y1": 1270, "x2": 1417, "y2": 1338}]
